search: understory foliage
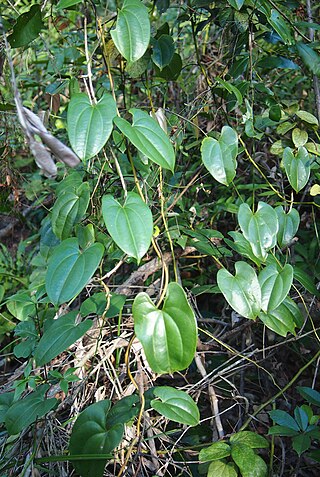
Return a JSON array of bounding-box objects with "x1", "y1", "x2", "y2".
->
[{"x1": 1, "y1": 0, "x2": 320, "y2": 476}]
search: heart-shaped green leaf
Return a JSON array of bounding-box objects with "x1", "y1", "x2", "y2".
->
[
  {"x1": 231, "y1": 442, "x2": 268, "y2": 477},
  {"x1": 151, "y1": 387, "x2": 199, "y2": 426},
  {"x1": 275, "y1": 206, "x2": 300, "y2": 248},
  {"x1": 207, "y1": 461, "x2": 237, "y2": 477},
  {"x1": 238, "y1": 202, "x2": 278, "y2": 261},
  {"x1": 111, "y1": 0, "x2": 150, "y2": 63},
  {"x1": 34, "y1": 311, "x2": 93, "y2": 365},
  {"x1": 259, "y1": 264, "x2": 293, "y2": 312},
  {"x1": 201, "y1": 126, "x2": 238, "y2": 186},
  {"x1": 102, "y1": 192, "x2": 153, "y2": 262},
  {"x1": 199, "y1": 441, "x2": 231, "y2": 462},
  {"x1": 51, "y1": 182, "x2": 90, "y2": 240},
  {"x1": 217, "y1": 261, "x2": 261, "y2": 319},
  {"x1": 45, "y1": 238, "x2": 104, "y2": 305},
  {"x1": 283, "y1": 147, "x2": 310, "y2": 193},
  {"x1": 259, "y1": 301, "x2": 297, "y2": 336},
  {"x1": 133, "y1": 282, "x2": 197, "y2": 374},
  {"x1": 5, "y1": 385, "x2": 57, "y2": 435},
  {"x1": 114, "y1": 109, "x2": 175, "y2": 171},
  {"x1": 69, "y1": 400, "x2": 124, "y2": 477},
  {"x1": 67, "y1": 93, "x2": 117, "y2": 160},
  {"x1": 230, "y1": 431, "x2": 269, "y2": 449}
]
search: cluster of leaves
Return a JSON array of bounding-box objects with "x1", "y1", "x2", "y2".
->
[{"x1": 0, "y1": 0, "x2": 320, "y2": 476}]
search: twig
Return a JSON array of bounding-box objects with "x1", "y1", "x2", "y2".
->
[{"x1": 194, "y1": 353, "x2": 224, "y2": 439}]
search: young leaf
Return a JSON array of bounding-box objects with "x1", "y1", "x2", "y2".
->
[
  {"x1": 283, "y1": 147, "x2": 310, "y2": 193},
  {"x1": 5, "y1": 385, "x2": 57, "y2": 435},
  {"x1": 201, "y1": 126, "x2": 238, "y2": 186},
  {"x1": 238, "y1": 202, "x2": 278, "y2": 261},
  {"x1": 51, "y1": 182, "x2": 90, "y2": 240},
  {"x1": 275, "y1": 206, "x2": 300, "y2": 248},
  {"x1": 151, "y1": 387, "x2": 200, "y2": 426},
  {"x1": 258, "y1": 264, "x2": 293, "y2": 312},
  {"x1": 8, "y1": 5, "x2": 44, "y2": 48},
  {"x1": 69, "y1": 400, "x2": 124, "y2": 477},
  {"x1": 133, "y1": 282, "x2": 197, "y2": 374},
  {"x1": 102, "y1": 192, "x2": 153, "y2": 262},
  {"x1": 67, "y1": 93, "x2": 117, "y2": 161},
  {"x1": 199, "y1": 441, "x2": 231, "y2": 462},
  {"x1": 34, "y1": 311, "x2": 93, "y2": 366},
  {"x1": 45, "y1": 238, "x2": 104, "y2": 305},
  {"x1": 114, "y1": 109, "x2": 175, "y2": 171},
  {"x1": 217, "y1": 261, "x2": 261, "y2": 319},
  {"x1": 111, "y1": 0, "x2": 150, "y2": 63}
]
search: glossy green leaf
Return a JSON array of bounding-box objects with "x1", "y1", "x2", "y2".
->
[
  {"x1": 8, "y1": 5, "x2": 44, "y2": 48},
  {"x1": 207, "y1": 460, "x2": 237, "y2": 477},
  {"x1": 283, "y1": 147, "x2": 310, "y2": 193},
  {"x1": 67, "y1": 93, "x2": 117, "y2": 161},
  {"x1": 296, "y1": 43, "x2": 320, "y2": 77},
  {"x1": 201, "y1": 126, "x2": 238, "y2": 186},
  {"x1": 51, "y1": 182, "x2": 90, "y2": 240},
  {"x1": 111, "y1": 0, "x2": 150, "y2": 63},
  {"x1": 102, "y1": 192, "x2": 153, "y2": 262},
  {"x1": 133, "y1": 282, "x2": 197, "y2": 374},
  {"x1": 45, "y1": 238, "x2": 104, "y2": 305},
  {"x1": 231, "y1": 443, "x2": 267, "y2": 477},
  {"x1": 230, "y1": 431, "x2": 269, "y2": 449},
  {"x1": 152, "y1": 34, "x2": 174, "y2": 70},
  {"x1": 199, "y1": 441, "x2": 231, "y2": 462},
  {"x1": 257, "y1": 56, "x2": 299, "y2": 70},
  {"x1": 151, "y1": 387, "x2": 199, "y2": 426},
  {"x1": 34, "y1": 311, "x2": 93, "y2": 366},
  {"x1": 258, "y1": 264, "x2": 293, "y2": 312},
  {"x1": 238, "y1": 202, "x2": 278, "y2": 261},
  {"x1": 5, "y1": 385, "x2": 57, "y2": 435},
  {"x1": 57, "y1": 0, "x2": 82, "y2": 8},
  {"x1": 259, "y1": 302, "x2": 297, "y2": 336},
  {"x1": 217, "y1": 262, "x2": 261, "y2": 319},
  {"x1": 275, "y1": 206, "x2": 300, "y2": 248},
  {"x1": 114, "y1": 109, "x2": 175, "y2": 171},
  {"x1": 69, "y1": 400, "x2": 124, "y2": 477}
]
